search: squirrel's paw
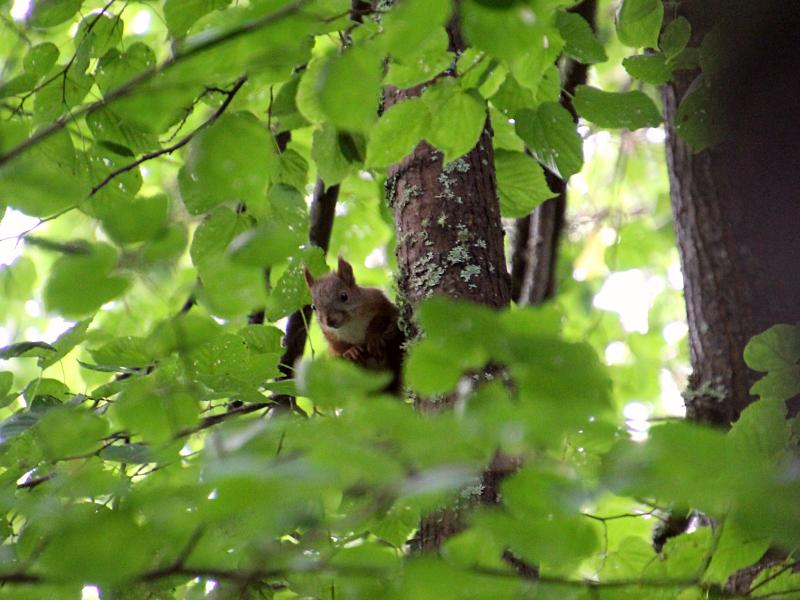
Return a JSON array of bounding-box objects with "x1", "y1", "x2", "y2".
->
[{"x1": 343, "y1": 346, "x2": 363, "y2": 361}]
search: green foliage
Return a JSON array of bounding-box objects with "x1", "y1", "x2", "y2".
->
[{"x1": 0, "y1": 0, "x2": 776, "y2": 597}]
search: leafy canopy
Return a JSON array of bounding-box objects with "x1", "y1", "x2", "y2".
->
[{"x1": 0, "y1": 0, "x2": 791, "y2": 597}]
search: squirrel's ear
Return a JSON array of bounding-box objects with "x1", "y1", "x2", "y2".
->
[
  {"x1": 303, "y1": 265, "x2": 315, "y2": 289},
  {"x1": 337, "y1": 256, "x2": 355, "y2": 286}
]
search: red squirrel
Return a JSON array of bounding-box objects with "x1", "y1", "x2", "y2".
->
[{"x1": 304, "y1": 257, "x2": 404, "y2": 394}]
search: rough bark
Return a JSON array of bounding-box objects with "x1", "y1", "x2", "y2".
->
[
  {"x1": 387, "y1": 14, "x2": 511, "y2": 549},
  {"x1": 662, "y1": 1, "x2": 800, "y2": 426},
  {"x1": 510, "y1": 0, "x2": 596, "y2": 306}
]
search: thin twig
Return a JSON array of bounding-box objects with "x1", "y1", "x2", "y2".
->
[
  {"x1": 0, "y1": 0, "x2": 309, "y2": 166},
  {"x1": 89, "y1": 76, "x2": 247, "y2": 196}
]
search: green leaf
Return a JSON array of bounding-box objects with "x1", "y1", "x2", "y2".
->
[
  {"x1": 89, "y1": 336, "x2": 156, "y2": 369},
  {"x1": 616, "y1": 0, "x2": 664, "y2": 49},
  {"x1": 744, "y1": 324, "x2": 800, "y2": 372},
  {"x1": 381, "y1": 0, "x2": 451, "y2": 59},
  {"x1": 366, "y1": 97, "x2": 429, "y2": 168},
  {"x1": 704, "y1": 520, "x2": 771, "y2": 584},
  {"x1": 299, "y1": 356, "x2": 390, "y2": 407},
  {"x1": 28, "y1": 0, "x2": 83, "y2": 28},
  {"x1": 190, "y1": 206, "x2": 243, "y2": 265},
  {"x1": 0, "y1": 256, "x2": 37, "y2": 300},
  {"x1": 318, "y1": 45, "x2": 381, "y2": 132},
  {"x1": 623, "y1": 53, "x2": 673, "y2": 85},
  {"x1": 0, "y1": 341, "x2": 55, "y2": 360},
  {"x1": 98, "y1": 194, "x2": 169, "y2": 245},
  {"x1": 179, "y1": 112, "x2": 277, "y2": 214},
  {"x1": 573, "y1": 85, "x2": 662, "y2": 129},
  {"x1": 23, "y1": 43, "x2": 59, "y2": 76},
  {"x1": 0, "y1": 129, "x2": 89, "y2": 217},
  {"x1": 36, "y1": 507, "x2": 155, "y2": 583},
  {"x1": 675, "y1": 78, "x2": 725, "y2": 151},
  {"x1": 494, "y1": 150, "x2": 555, "y2": 218},
  {"x1": 36, "y1": 406, "x2": 109, "y2": 459},
  {"x1": 75, "y1": 13, "x2": 123, "y2": 58},
  {"x1": 95, "y1": 43, "x2": 156, "y2": 96},
  {"x1": 660, "y1": 16, "x2": 691, "y2": 58},
  {"x1": 38, "y1": 318, "x2": 92, "y2": 369},
  {"x1": 385, "y1": 28, "x2": 453, "y2": 89},
  {"x1": 461, "y1": 0, "x2": 553, "y2": 66},
  {"x1": 422, "y1": 81, "x2": 486, "y2": 163},
  {"x1": 44, "y1": 243, "x2": 130, "y2": 318},
  {"x1": 514, "y1": 102, "x2": 583, "y2": 179},
  {"x1": 100, "y1": 442, "x2": 152, "y2": 464},
  {"x1": 273, "y1": 148, "x2": 309, "y2": 191},
  {"x1": 164, "y1": 0, "x2": 232, "y2": 38},
  {"x1": 556, "y1": 11, "x2": 607, "y2": 64},
  {"x1": 187, "y1": 333, "x2": 279, "y2": 393},
  {"x1": 0, "y1": 372, "x2": 13, "y2": 398},
  {"x1": 33, "y1": 67, "x2": 93, "y2": 123},
  {"x1": 197, "y1": 257, "x2": 267, "y2": 318},
  {"x1": 229, "y1": 222, "x2": 305, "y2": 268},
  {"x1": 312, "y1": 124, "x2": 352, "y2": 184},
  {"x1": 237, "y1": 325, "x2": 283, "y2": 354},
  {"x1": 728, "y1": 399, "x2": 789, "y2": 462},
  {"x1": 86, "y1": 105, "x2": 160, "y2": 155},
  {"x1": 142, "y1": 223, "x2": 188, "y2": 263},
  {"x1": 271, "y1": 73, "x2": 309, "y2": 132}
]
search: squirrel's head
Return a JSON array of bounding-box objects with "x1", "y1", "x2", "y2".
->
[{"x1": 304, "y1": 257, "x2": 364, "y2": 329}]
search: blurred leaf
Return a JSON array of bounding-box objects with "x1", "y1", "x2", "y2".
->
[
  {"x1": 95, "y1": 43, "x2": 156, "y2": 96},
  {"x1": 179, "y1": 112, "x2": 277, "y2": 214},
  {"x1": 0, "y1": 256, "x2": 37, "y2": 301},
  {"x1": 28, "y1": 0, "x2": 83, "y2": 28},
  {"x1": 89, "y1": 336, "x2": 156, "y2": 369},
  {"x1": 44, "y1": 243, "x2": 130, "y2": 318},
  {"x1": 23, "y1": 43, "x2": 59, "y2": 76},
  {"x1": 0, "y1": 341, "x2": 55, "y2": 360},
  {"x1": 98, "y1": 194, "x2": 169, "y2": 245},
  {"x1": 705, "y1": 520, "x2": 771, "y2": 585},
  {"x1": 0, "y1": 129, "x2": 89, "y2": 217},
  {"x1": 494, "y1": 150, "x2": 555, "y2": 218},
  {"x1": 422, "y1": 81, "x2": 486, "y2": 163},
  {"x1": 366, "y1": 97, "x2": 429, "y2": 168},
  {"x1": 36, "y1": 406, "x2": 108, "y2": 459},
  {"x1": 623, "y1": 53, "x2": 673, "y2": 85},
  {"x1": 556, "y1": 11, "x2": 607, "y2": 64},
  {"x1": 660, "y1": 16, "x2": 691, "y2": 58},
  {"x1": 164, "y1": 0, "x2": 232, "y2": 38},
  {"x1": 75, "y1": 13, "x2": 123, "y2": 58},
  {"x1": 318, "y1": 45, "x2": 381, "y2": 132},
  {"x1": 38, "y1": 318, "x2": 92, "y2": 369},
  {"x1": 381, "y1": 0, "x2": 451, "y2": 59},
  {"x1": 744, "y1": 324, "x2": 800, "y2": 372},
  {"x1": 616, "y1": 0, "x2": 664, "y2": 49},
  {"x1": 312, "y1": 123, "x2": 352, "y2": 184},
  {"x1": 574, "y1": 85, "x2": 662, "y2": 129}
]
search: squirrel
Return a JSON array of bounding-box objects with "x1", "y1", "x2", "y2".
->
[{"x1": 304, "y1": 257, "x2": 405, "y2": 394}]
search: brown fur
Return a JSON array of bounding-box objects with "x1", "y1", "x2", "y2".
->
[{"x1": 305, "y1": 257, "x2": 404, "y2": 394}]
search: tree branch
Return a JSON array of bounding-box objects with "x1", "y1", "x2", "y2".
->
[
  {"x1": 272, "y1": 179, "x2": 340, "y2": 413},
  {"x1": 89, "y1": 76, "x2": 247, "y2": 197},
  {"x1": 0, "y1": 0, "x2": 309, "y2": 166}
]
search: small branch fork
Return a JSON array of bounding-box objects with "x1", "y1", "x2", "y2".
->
[{"x1": 89, "y1": 75, "x2": 247, "y2": 197}]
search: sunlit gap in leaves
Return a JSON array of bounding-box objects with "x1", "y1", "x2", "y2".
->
[
  {"x1": 130, "y1": 9, "x2": 152, "y2": 35},
  {"x1": 81, "y1": 585, "x2": 100, "y2": 600},
  {"x1": 9, "y1": 0, "x2": 30, "y2": 21},
  {"x1": 0, "y1": 209, "x2": 38, "y2": 266}
]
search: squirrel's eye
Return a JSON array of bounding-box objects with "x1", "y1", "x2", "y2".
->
[{"x1": 339, "y1": 292, "x2": 348, "y2": 302}]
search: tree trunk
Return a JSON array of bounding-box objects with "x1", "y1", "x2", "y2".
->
[
  {"x1": 386, "y1": 14, "x2": 511, "y2": 549},
  {"x1": 662, "y1": 1, "x2": 800, "y2": 426}
]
